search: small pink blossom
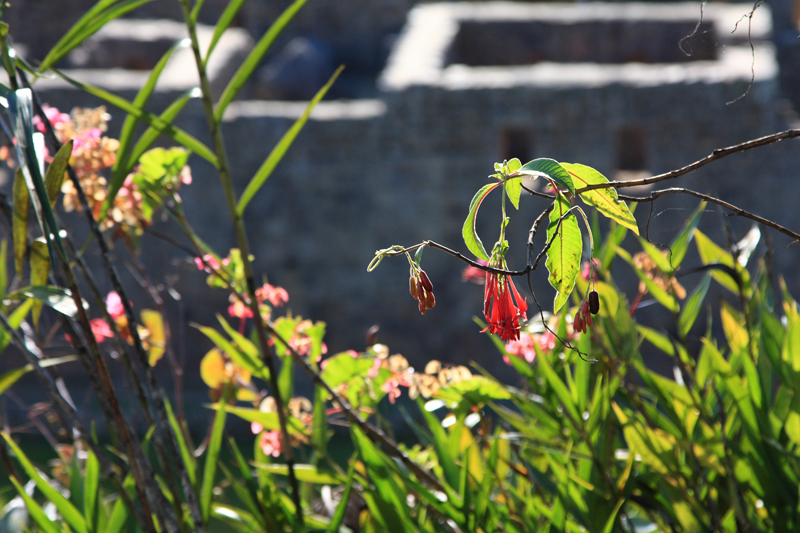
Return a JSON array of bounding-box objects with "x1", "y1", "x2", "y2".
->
[
  {"x1": 72, "y1": 128, "x2": 102, "y2": 153},
  {"x1": 34, "y1": 105, "x2": 70, "y2": 133},
  {"x1": 258, "y1": 430, "x2": 283, "y2": 458},
  {"x1": 90, "y1": 318, "x2": 113, "y2": 343},
  {"x1": 227, "y1": 296, "x2": 254, "y2": 320},
  {"x1": 105, "y1": 291, "x2": 125, "y2": 320},
  {"x1": 382, "y1": 378, "x2": 402, "y2": 404},
  {"x1": 581, "y1": 258, "x2": 601, "y2": 281},
  {"x1": 195, "y1": 254, "x2": 220, "y2": 272},
  {"x1": 251, "y1": 421, "x2": 264, "y2": 434},
  {"x1": 256, "y1": 284, "x2": 289, "y2": 307},
  {"x1": 505, "y1": 332, "x2": 538, "y2": 364},
  {"x1": 462, "y1": 259, "x2": 488, "y2": 284}
]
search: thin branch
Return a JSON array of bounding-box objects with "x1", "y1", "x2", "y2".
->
[
  {"x1": 577, "y1": 129, "x2": 800, "y2": 193},
  {"x1": 618, "y1": 187, "x2": 800, "y2": 245}
]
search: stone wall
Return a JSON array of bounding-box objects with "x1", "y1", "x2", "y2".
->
[{"x1": 4, "y1": 2, "x2": 800, "y2": 415}]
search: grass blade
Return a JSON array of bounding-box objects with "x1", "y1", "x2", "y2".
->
[
  {"x1": 200, "y1": 391, "x2": 227, "y2": 522},
  {"x1": 8, "y1": 476, "x2": 60, "y2": 533},
  {"x1": 204, "y1": 0, "x2": 247, "y2": 65},
  {"x1": 165, "y1": 397, "x2": 197, "y2": 486},
  {"x1": 326, "y1": 454, "x2": 357, "y2": 533},
  {"x1": 12, "y1": 168, "x2": 29, "y2": 279},
  {"x1": 44, "y1": 141, "x2": 73, "y2": 208},
  {"x1": 237, "y1": 65, "x2": 342, "y2": 215},
  {"x1": 38, "y1": 0, "x2": 154, "y2": 72},
  {"x1": 214, "y1": 0, "x2": 307, "y2": 121},
  {"x1": 3, "y1": 432, "x2": 89, "y2": 533}
]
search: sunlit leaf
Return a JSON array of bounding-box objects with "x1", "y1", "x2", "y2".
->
[
  {"x1": 694, "y1": 229, "x2": 751, "y2": 296},
  {"x1": 678, "y1": 273, "x2": 711, "y2": 338},
  {"x1": 201, "y1": 394, "x2": 227, "y2": 523},
  {"x1": 6, "y1": 286, "x2": 79, "y2": 319},
  {"x1": 563, "y1": 163, "x2": 638, "y2": 235},
  {"x1": 546, "y1": 191, "x2": 582, "y2": 313},
  {"x1": 505, "y1": 177, "x2": 523, "y2": 210},
  {"x1": 670, "y1": 201, "x2": 705, "y2": 268},
  {"x1": 252, "y1": 463, "x2": 342, "y2": 484},
  {"x1": 140, "y1": 309, "x2": 165, "y2": 366},
  {"x1": 29, "y1": 238, "x2": 49, "y2": 328},
  {"x1": 462, "y1": 182, "x2": 500, "y2": 261},
  {"x1": 12, "y1": 161, "x2": 29, "y2": 280},
  {"x1": 237, "y1": 66, "x2": 343, "y2": 214},
  {"x1": 517, "y1": 158, "x2": 575, "y2": 195},
  {"x1": 44, "y1": 141, "x2": 72, "y2": 208}
]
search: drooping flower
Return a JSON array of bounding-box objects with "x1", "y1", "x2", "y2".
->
[
  {"x1": 483, "y1": 269, "x2": 528, "y2": 342},
  {"x1": 409, "y1": 268, "x2": 435, "y2": 314}
]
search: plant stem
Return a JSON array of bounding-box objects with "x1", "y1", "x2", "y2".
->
[{"x1": 176, "y1": 0, "x2": 304, "y2": 524}]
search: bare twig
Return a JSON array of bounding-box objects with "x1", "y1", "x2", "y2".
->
[{"x1": 577, "y1": 129, "x2": 800, "y2": 193}]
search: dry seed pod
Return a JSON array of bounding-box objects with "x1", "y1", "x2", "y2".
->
[{"x1": 589, "y1": 290, "x2": 600, "y2": 315}]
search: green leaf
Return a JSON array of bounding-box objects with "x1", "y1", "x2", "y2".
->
[
  {"x1": 546, "y1": 191, "x2": 582, "y2": 313},
  {"x1": 209, "y1": 404, "x2": 306, "y2": 434},
  {"x1": 201, "y1": 394, "x2": 227, "y2": 523},
  {"x1": 8, "y1": 476, "x2": 60, "y2": 533},
  {"x1": 237, "y1": 65, "x2": 343, "y2": 214},
  {"x1": 678, "y1": 273, "x2": 711, "y2": 338},
  {"x1": 563, "y1": 163, "x2": 638, "y2": 235},
  {"x1": 319, "y1": 352, "x2": 375, "y2": 387},
  {"x1": 51, "y1": 69, "x2": 218, "y2": 167},
  {"x1": 461, "y1": 182, "x2": 501, "y2": 261},
  {"x1": 0, "y1": 366, "x2": 31, "y2": 396},
  {"x1": 638, "y1": 238, "x2": 674, "y2": 276},
  {"x1": 104, "y1": 90, "x2": 195, "y2": 221},
  {"x1": 694, "y1": 229, "x2": 751, "y2": 296},
  {"x1": 351, "y1": 426, "x2": 414, "y2": 532},
  {"x1": 637, "y1": 325, "x2": 674, "y2": 356},
  {"x1": 29, "y1": 238, "x2": 50, "y2": 329},
  {"x1": 505, "y1": 177, "x2": 523, "y2": 210},
  {"x1": 601, "y1": 499, "x2": 626, "y2": 533},
  {"x1": 193, "y1": 323, "x2": 266, "y2": 379},
  {"x1": 3, "y1": 432, "x2": 89, "y2": 533},
  {"x1": 537, "y1": 352, "x2": 582, "y2": 426},
  {"x1": 6, "y1": 286, "x2": 79, "y2": 319},
  {"x1": 204, "y1": 0, "x2": 248, "y2": 63},
  {"x1": 517, "y1": 158, "x2": 575, "y2": 195},
  {"x1": 312, "y1": 384, "x2": 328, "y2": 456},
  {"x1": 0, "y1": 240, "x2": 7, "y2": 297},
  {"x1": 253, "y1": 463, "x2": 342, "y2": 484},
  {"x1": 164, "y1": 397, "x2": 196, "y2": 486},
  {"x1": 214, "y1": 0, "x2": 308, "y2": 121},
  {"x1": 38, "y1": 0, "x2": 155, "y2": 73},
  {"x1": 12, "y1": 168, "x2": 29, "y2": 280},
  {"x1": 327, "y1": 455, "x2": 357, "y2": 533},
  {"x1": 216, "y1": 314, "x2": 261, "y2": 361},
  {"x1": 670, "y1": 201, "x2": 705, "y2": 268},
  {"x1": 44, "y1": 141, "x2": 72, "y2": 208},
  {"x1": 0, "y1": 299, "x2": 33, "y2": 356},
  {"x1": 84, "y1": 447, "x2": 100, "y2": 533}
]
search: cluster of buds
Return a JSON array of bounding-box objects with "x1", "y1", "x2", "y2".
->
[
  {"x1": 407, "y1": 359, "x2": 472, "y2": 400},
  {"x1": 574, "y1": 289, "x2": 600, "y2": 334},
  {"x1": 409, "y1": 267, "x2": 435, "y2": 314}
]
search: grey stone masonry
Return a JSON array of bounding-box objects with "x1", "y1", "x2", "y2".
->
[{"x1": 8, "y1": 3, "x2": 800, "y2": 406}]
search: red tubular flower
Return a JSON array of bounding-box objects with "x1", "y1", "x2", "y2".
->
[
  {"x1": 483, "y1": 271, "x2": 528, "y2": 342},
  {"x1": 410, "y1": 269, "x2": 435, "y2": 315}
]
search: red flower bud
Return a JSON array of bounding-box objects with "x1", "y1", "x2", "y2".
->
[
  {"x1": 410, "y1": 276, "x2": 418, "y2": 299},
  {"x1": 588, "y1": 290, "x2": 600, "y2": 315},
  {"x1": 419, "y1": 297, "x2": 427, "y2": 315},
  {"x1": 419, "y1": 270, "x2": 433, "y2": 293},
  {"x1": 426, "y1": 289, "x2": 436, "y2": 310},
  {"x1": 574, "y1": 311, "x2": 584, "y2": 333}
]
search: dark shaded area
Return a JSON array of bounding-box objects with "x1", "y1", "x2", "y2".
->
[{"x1": 448, "y1": 20, "x2": 718, "y2": 66}]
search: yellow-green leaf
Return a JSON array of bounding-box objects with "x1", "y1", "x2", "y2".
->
[
  {"x1": 546, "y1": 191, "x2": 582, "y2": 312},
  {"x1": 12, "y1": 168, "x2": 29, "y2": 279},
  {"x1": 564, "y1": 163, "x2": 638, "y2": 235},
  {"x1": 462, "y1": 182, "x2": 500, "y2": 261},
  {"x1": 29, "y1": 238, "x2": 49, "y2": 329},
  {"x1": 44, "y1": 141, "x2": 72, "y2": 208},
  {"x1": 140, "y1": 309, "x2": 165, "y2": 366}
]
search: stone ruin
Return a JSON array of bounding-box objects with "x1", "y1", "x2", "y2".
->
[{"x1": 7, "y1": 2, "x2": 800, "y2": 410}]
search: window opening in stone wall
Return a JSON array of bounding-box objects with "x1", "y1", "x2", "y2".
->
[
  {"x1": 615, "y1": 126, "x2": 652, "y2": 185},
  {"x1": 500, "y1": 129, "x2": 531, "y2": 164}
]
